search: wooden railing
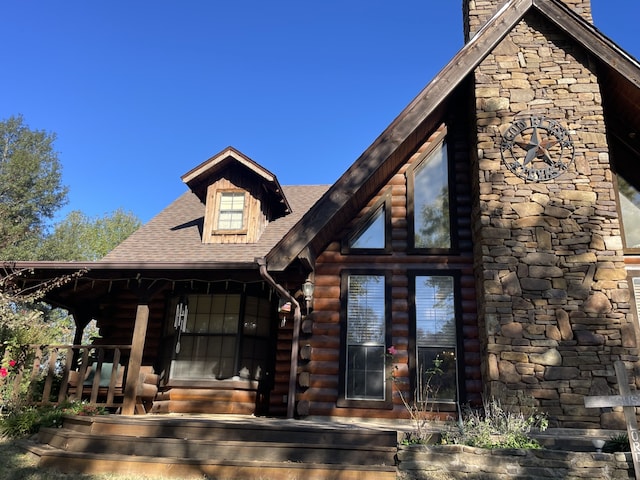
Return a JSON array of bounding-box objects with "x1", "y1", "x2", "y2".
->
[{"x1": 1, "y1": 344, "x2": 134, "y2": 411}]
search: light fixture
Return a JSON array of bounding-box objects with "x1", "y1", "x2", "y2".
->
[
  {"x1": 302, "y1": 278, "x2": 314, "y2": 313},
  {"x1": 592, "y1": 438, "x2": 605, "y2": 453}
]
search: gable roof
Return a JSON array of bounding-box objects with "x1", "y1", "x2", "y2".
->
[
  {"x1": 265, "y1": 0, "x2": 640, "y2": 271},
  {"x1": 182, "y1": 146, "x2": 292, "y2": 216}
]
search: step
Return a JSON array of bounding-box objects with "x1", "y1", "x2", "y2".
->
[
  {"x1": 38, "y1": 427, "x2": 397, "y2": 465},
  {"x1": 60, "y1": 414, "x2": 398, "y2": 447},
  {"x1": 21, "y1": 440, "x2": 397, "y2": 480}
]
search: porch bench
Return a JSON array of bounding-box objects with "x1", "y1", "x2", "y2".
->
[{"x1": 68, "y1": 363, "x2": 158, "y2": 413}]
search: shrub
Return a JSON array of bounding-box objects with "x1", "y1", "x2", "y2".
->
[
  {"x1": 0, "y1": 401, "x2": 106, "y2": 438},
  {"x1": 440, "y1": 397, "x2": 548, "y2": 449},
  {"x1": 604, "y1": 433, "x2": 630, "y2": 453}
]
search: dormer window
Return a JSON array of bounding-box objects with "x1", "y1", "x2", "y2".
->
[
  {"x1": 181, "y1": 147, "x2": 292, "y2": 245},
  {"x1": 216, "y1": 191, "x2": 246, "y2": 232}
]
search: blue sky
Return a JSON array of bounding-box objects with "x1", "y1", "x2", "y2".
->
[{"x1": 1, "y1": 1, "x2": 638, "y2": 224}]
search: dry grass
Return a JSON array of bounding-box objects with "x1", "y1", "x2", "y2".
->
[{"x1": 0, "y1": 437, "x2": 181, "y2": 480}]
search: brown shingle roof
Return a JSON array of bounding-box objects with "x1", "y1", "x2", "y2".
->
[{"x1": 101, "y1": 185, "x2": 329, "y2": 265}]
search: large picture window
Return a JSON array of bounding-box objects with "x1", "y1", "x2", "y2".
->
[
  {"x1": 344, "y1": 274, "x2": 387, "y2": 401},
  {"x1": 409, "y1": 141, "x2": 451, "y2": 250},
  {"x1": 413, "y1": 275, "x2": 458, "y2": 402},
  {"x1": 169, "y1": 292, "x2": 272, "y2": 384}
]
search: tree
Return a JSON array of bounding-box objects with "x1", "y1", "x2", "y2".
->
[
  {"x1": 0, "y1": 115, "x2": 68, "y2": 260},
  {"x1": 0, "y1": 265, "x2": 85, "y2": 349},
  {"x1": 38, "y1": 209, "x2": 141, "y2": 261}
]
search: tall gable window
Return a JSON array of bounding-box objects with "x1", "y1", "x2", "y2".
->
[
  {"x1": 216, "y1": 191, "x2": 246, "y2": 231},
  {"x1": 338, "y1": 272, "x2": 391, "y2": 408},
  {"x1": 408, "y1": 140, "x2": 451, "y2": 251}
]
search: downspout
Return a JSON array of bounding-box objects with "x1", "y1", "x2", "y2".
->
[{"x1": 256, "y1": 257, "x2": 301, "y2": 419}]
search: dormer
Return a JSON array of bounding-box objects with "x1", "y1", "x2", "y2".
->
[{"x1": 181, "y1": 147, "x2": 291, "y2": 244}]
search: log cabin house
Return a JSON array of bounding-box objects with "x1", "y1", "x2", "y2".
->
[{"x1": 6, "y1": 0, "x2": 640, "y2": 429}]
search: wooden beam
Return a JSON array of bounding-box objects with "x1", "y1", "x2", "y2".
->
[{"x1": 122, "y1": 304, "x2": 149, "y2": 415}]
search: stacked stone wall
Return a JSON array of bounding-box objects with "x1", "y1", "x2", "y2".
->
[
  {"x1": 397, "y1": 445, "x2": 634, "y2": 480},
  {"x1": 471, "y1": 11, "x2": 638, "y2": 427},
  {"x1": 464, "y1": 0, "x2": 593, "y2": 42}
]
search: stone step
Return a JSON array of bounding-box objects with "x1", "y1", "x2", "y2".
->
[
  {"x1": 38, "y1": 427, "x2": 397, "y2": 465},
  {"x1": 22, "y1": 440, "x2": 397, "y2": 480}
]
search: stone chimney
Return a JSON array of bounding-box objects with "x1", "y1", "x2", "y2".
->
[
  {"x1": 468, "y1": 0, "x2": 636, "y2": 428},
  {"x1": 464, "y1": 0, "x2": 593, "y2": 41}
]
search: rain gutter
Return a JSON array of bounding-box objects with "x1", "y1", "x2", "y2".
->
[{"x1": 256, "y1": 257, "x2": 300, "y2": 419}]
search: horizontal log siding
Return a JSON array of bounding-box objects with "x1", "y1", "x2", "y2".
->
[{"x1": 299, "y1": 120, "x2": 481, "y2": 420}]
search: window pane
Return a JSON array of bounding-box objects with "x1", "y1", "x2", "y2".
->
[
  {"x1": 349, "y1": 205, "x2": 385, "y2": 249},
  {"x1": 346, "y1": 275, "x2": 386, "y2": 400},
  {"x1": 414, "y1": 142, "x2": 450, "y2": 248},
  {"x1": 415, "y1": 276, "x2": 456, "y2": 345},
  {"x1": 346, "y1": 345, "x2": 385, "y2": 399},
  {"x1": 417, "y1": 347, "x2": 457, "y2": 402},
  {"x1": 618, "y1": 174, "x2": 640, "y2": 248},
  {"x1": 347, "y1": 275, "x2": 385, "y2": 345},
  {"x1": 218, "y1": 192, "x2": 245, "y2": 230},
  {"x1": 169, "y1": 293, "x2": 270, "y2": 382},
  {"x1": 415, "y1": 275, "x2": 457, "y2": 402}
]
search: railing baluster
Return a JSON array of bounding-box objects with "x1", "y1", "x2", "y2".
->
[
  {"x1": 41, "y1": 347, "x2": 58, "y2": 405},
  {"x1": 90, "y1": 348, "x2": 105, "y2": 404},
  {"x1": 58, "y1": 346, "x2": 73, "y2": 403},
  {"x1": 107, "y1": 348, "x2": 122, "y2": 405}
]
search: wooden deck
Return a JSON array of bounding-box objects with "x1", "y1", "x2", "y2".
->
[{"x1": 23, "y1": 414, "x2": 399, "y2": 480}]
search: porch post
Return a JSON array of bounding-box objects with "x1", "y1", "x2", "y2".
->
[{"x1": 122, "y1": 303, "x2": 149, "y2": 415}]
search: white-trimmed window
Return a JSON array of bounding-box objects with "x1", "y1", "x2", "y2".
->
[{"x1": 216, "y1": 191, "x2": 246, "y2": 231}]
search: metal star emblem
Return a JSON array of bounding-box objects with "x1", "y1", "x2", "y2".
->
[{"x1": 515, "y1": 125, "x2": 560, "y2": 165}]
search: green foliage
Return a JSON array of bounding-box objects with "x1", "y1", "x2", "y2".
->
[
  {"x1": 440, "y1": 397, "x2": 548, "y2": 449},
  {"x1": 0, "y1": 401, "x2": 106, "y2": 438},
  {"x1": 38, "y1": 208, "x2": 141, "y2": 261},
  {"x1": 0, "y1": 267, "x2": 84, "y2": 348},
  {"x1": 604, "y1": 433, "x2": 630, "y2": 453},
  {"x1": 0, "y1": 115, "x2": 68, "y2": 260}
]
